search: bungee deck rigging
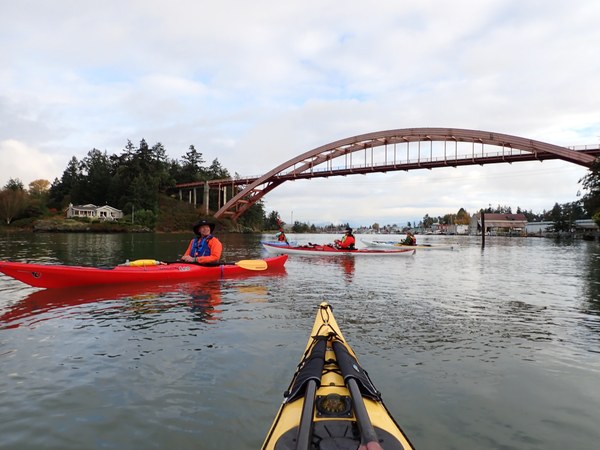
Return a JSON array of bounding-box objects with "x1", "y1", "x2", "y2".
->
[{"x1": 262, "y1": 302, "x2": 415, "y2": 450}]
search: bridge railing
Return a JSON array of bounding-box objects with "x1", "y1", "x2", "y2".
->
[
  {"x1": 568, "y1": 144, "x2": 600, "y2": 151},
  {"x1": 277, "y1": 147, "x2": 533, "y2": 176},
  {"x1": 181, "y1": 142, "x2": 599, "y2": 189}
]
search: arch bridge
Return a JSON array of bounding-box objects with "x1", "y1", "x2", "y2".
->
[{"x1": 173, "y1": 128, "x2": 600, "y2": 222}]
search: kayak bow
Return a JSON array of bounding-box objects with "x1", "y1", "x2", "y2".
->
[{"x1": 262, "y1": 302, "x2": 415, "y2": 450}]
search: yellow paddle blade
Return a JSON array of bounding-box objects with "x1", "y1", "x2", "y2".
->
[
  {"x1": 127, "y1": 259, "x2": 160, "y2": 267},
  {"x1": 235, "y1": 260, "x2": 268, "y2": 271}
]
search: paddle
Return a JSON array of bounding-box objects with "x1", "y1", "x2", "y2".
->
[
  {"x1": 127, "y1": 259, "x2": 268, "y2": 271},
  {"x1": 286, "y1": 337, "x2": 327, "y2": 450},
  {"x1": 332, "y1": 340, "x2": 382, "y2": 449},
  {"x1": 194, "y1": 260, "x2": 268, "y2": 271}
]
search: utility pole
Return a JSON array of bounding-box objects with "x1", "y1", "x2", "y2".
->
[{"x1": 481, "y1": 210, "x2": 485, "y2": 249}]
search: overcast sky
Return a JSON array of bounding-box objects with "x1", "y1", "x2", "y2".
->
[{"x1": 1, "y1": 1, "x2": 599, "y2": 227}]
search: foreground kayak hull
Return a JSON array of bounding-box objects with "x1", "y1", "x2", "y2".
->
[
  {"x1": 361, "y1": 239, "x2": 456, "y2": 250},
  {"x1": 0, "y1": 255, "x2": 288, "y2": 289},
  {"x1": 262, "y1": 302, "x2": 415, "y2": 450},
  {"x1": 262, "y1": 242, "x2": 415, "y2": 257}
]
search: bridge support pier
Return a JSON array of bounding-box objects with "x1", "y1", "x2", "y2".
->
[{"x1": 204, "y1": 182, "x2": 209, "y2": 215}]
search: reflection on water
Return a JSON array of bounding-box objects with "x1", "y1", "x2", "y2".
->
[
  {"x1": 0, "y1": 279, "x2": 225, "y2": 329},
  {"x1": 582, "y1": 246, "x2": 600, "y2": 314},
  {"x1": 1, "y1": 233, "x2": 600, "y2": 450}
]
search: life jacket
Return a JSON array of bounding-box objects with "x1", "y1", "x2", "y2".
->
[
  {"x1": 341, "y1": 234, "x2": 356, "y2": 249},
  {"x1": 190, "y1": 235, "x2": 213, "y2": 257}
]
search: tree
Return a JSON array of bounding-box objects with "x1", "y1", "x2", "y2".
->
[
  {"x1": 265, "y1": 211, "x2": 282, "y2": 230},
  {"x1": 5, "y1": 178, "x2": 25, "y2": 191},
  {"x1": 49, "y1": 156, "x2": 83, "y2": 208},
  {"x1": 422, "y1": 214, "x2": 434, "y2": 229},
  {"x1": 580, "y1": 161, "x2": 600, "y2": 226},
  {"x1": 28, "y1": 179, "x2": 50, "y2": 198},
  {"x1": 292, "y1": 221, "x2": 311, "y2": 233},
  {"x1": 455, "y1": 207, "x2": 471, "y2": 225},
  {"x1": 238, "y1": 202, "x2": 265, "y2": 230},
  {"x1": 80, "y1": 149, "x2": 114, "y2": 205},
  {"x1": 179, "y1": 145, "x2": 206, "y2": 183},
  {"x1": 549, "y1": 203, "x2": 572, "y2": 232},
  {"x1": 0, "y1": 183, "x2": 28, "y2": 224},
  {"x1": 207, "y1": 158, "x2": 230, "y2": 179}
]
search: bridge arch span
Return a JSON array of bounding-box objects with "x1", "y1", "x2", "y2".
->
[{"x1": 214, "y1": 127, "x2": 598, "y2": 221}]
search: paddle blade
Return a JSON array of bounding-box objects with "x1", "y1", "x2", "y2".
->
[
  {"x1": 126, "y1": 259, "x2": 161, "y2": 267},
  {"x1": 235, "y1": 260, "x2": 268, "y2": 271}
]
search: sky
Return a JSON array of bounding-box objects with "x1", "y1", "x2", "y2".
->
[{"x1": 1, "y1": 0, "x2": 599, "y2": 227}]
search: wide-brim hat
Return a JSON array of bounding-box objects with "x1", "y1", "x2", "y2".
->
[
  {"x1": 345, "y1": 227, "x2": 353, "y2": 233},
  {"x1": 193, "y1": 220, "x2": 215, "y2": 235}
]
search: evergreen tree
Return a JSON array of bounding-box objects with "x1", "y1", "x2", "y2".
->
[
  {"x1": 580, "y1": 161, "x2": 600, "y2": 226},
  {"x1": 180, "y1": 145, "x2": 206, "y2": 182},
  {"x1": 48, "y1": 157, "x2": 83, "y2": 208},
  {"x1": 80, "y1": 149, "x2": 115, "y2": 206}
]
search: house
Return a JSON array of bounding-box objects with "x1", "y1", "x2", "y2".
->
[
  {"x1": 470, "y1": 213, "x2": 528, "y2": 235},
  {"x1": 446, "y1": 224, "x2": 470, "y2": 235},
  {"x1": 66, "y1": 203, "x2": 124, "y2": 221},
  {"x1": 574, "y1": 219, "x2": 599, "y2": 231},
  {"x1": 526, "y1": 221, "x2": 554, "y2": 235}
]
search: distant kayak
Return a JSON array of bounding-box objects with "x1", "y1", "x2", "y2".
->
[
  {"x1": 262, "y1": 242, "x2": 416, "y2": 257},
  {"x1": 260, "y1": 240, "x2": 298, "y2": 247},
  {"x1": 0, "y1": 255, "x2": 288, "y2": 289},
  {"x1": 361, "y1": 238, "x2": 456, "y2": 250},
  {"x1": 262, "y1": 302, "x2": 415, "y2": 450}
]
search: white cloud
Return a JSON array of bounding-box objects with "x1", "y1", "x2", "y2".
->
[
  {"x1": 0, "y1": 140, "x2": 63, "y2": 186},
  {"x1": 1, "y1": 0, "x2": 599, "y2": 224}
]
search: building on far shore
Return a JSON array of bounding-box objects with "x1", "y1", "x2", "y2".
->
[
  {"x1": 66, "y1": 203, "x2": 123, "y2": 221},
  {"x1": 470, "y1": 213, "x2": 528, "y2": 235},
  {"x1": 525, "y1": 221, "x2": 554, "y2": 235}
]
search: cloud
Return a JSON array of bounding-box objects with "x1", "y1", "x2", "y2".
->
[
  {"x1": 1, "y1": 0, "x2": 598, "y2": 224},
  {"x1": 0, "y1": 139, "x2": 63, "y2": 186}
]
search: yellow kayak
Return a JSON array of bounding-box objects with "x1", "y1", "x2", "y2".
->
[{"x1": 262, "y1": 302, "x2": 415, "y2": 450}]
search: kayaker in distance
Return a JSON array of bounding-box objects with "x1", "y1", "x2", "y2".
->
[
  {"x1": 276, "y1": 231, "x2": 288, "y2": 244},
  {"x1": 181, "y1": 220, "x2": 223, "y2": 264},
  {"x1": 401, "y1": 231, "x2": 417, "y2": 246},
  {"x1": 334, "y1": 227, "x2": 356, "y2": 250}
]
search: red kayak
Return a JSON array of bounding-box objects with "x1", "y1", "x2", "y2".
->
[
  {"x1": 0, "y1": 255, "x2": 288, "y2": 289},
  {"x1": 262, "y1": 242, "x2": 416, "y2": 257}
]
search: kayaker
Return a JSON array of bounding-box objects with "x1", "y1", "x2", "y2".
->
[
  {"x1": 334, "y1": 227, "x2": 356, "y2": 250},
  {"x1": 401, "y1": 231, "x2": 416, "y2": 246},
  {"x1": 181, "y1": 220, "x2": 223, "y2": 264},
  {"x1": 275, "y1": 231, "x2": 288, "y2": 243}
]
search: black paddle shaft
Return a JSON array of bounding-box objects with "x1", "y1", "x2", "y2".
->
[{"x1": 332, "y1": 340, "x2": 381, "y2": 446}]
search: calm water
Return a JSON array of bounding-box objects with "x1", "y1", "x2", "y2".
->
[{"x1": 1, "y1": 232, "x2": 599, "y2": 450}]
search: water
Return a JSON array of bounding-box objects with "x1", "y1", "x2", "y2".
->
[{"x1": 1, "y1": 232, "x2": 599, "y2": 450}]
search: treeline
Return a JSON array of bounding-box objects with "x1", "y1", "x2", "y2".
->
[
  {"x1": 2, "y1": 142, "x2": 600, "y2": 233},
  {"x1": 0, "y1": 139, "x2": 279, "y2": 231}
]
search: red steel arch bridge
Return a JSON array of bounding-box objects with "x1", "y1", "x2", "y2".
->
[{"x1": 172, "y1": 128, "x2": 600, "y2": 222}]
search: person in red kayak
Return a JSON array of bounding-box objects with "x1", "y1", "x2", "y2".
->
[
  {"x1": 181, "y1": 220, "x2": 223, "y2": 264},
  {"x1": 334, "y1": 227, "x2": 356, "y2": 250}
]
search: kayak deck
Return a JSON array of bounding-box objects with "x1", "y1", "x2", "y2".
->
[
  {"x1": 262, "y1": 242, "x2": 416, "y2": 257},
  {"x1": 361, "y1": 239, "x2": 456, "y2": 250},
  {"x1": 262, "y1": 302, "x2": 414, "y2": 450},
  {"x1": 0, "y1": 255, "x2": 288, "y2": 289}
]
